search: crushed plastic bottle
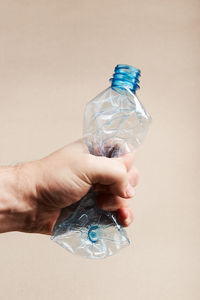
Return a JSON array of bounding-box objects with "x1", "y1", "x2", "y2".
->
[{"x1": 51, "y1": 64, "x2": 151, "y2": 259}]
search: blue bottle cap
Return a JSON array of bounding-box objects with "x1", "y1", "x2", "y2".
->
[{"x1": 110, "y1": 64, "x2": 141, "y2": 93}]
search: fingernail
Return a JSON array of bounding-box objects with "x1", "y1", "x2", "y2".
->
[{"x1": 125, "y1": 184, "x2": 135, "y2": 198}]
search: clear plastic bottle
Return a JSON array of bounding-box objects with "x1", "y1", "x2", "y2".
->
[{"x1": 51, "y1": 64, "x2": 151, "y2": 259}]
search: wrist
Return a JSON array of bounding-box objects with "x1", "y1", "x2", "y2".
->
[{"x1": 0, "y1": 162, "x2": 39, "y2": 233}]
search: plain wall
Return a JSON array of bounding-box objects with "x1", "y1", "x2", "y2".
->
[{"x1": 0, "y1": 1, "x2": 199, "y2": 299}]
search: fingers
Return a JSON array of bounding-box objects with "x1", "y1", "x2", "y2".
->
[
  {"x1": 97, "y1": 194, "x2": 134, "y2": 227},
  {"x1": 88, "y1": 156, "x2": 131, "y2": 198},
  {"x1": 97, "y1": 194, "x2": 134, "y2": 211},
  {"x1": 86, "y1": 151, "x2": 138, "y2": 228},
  {"x1": 93, "y1": 165, "x2": 139, "y2": 193},
  {"x1": 88, "y1": 151, "x2": 138, "y2": 196},
  {"x1": 117, "y1": 207, "x2": 134, "y2": 227},
  {"x1": 97, "y1": 191, "x2": 135, "y2": 227},
  {"x1": 94, "y1": 158, "x2": 138, "y2": 227}
]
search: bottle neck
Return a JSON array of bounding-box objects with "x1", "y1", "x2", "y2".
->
[{"x1": 110, "y1": 64, "x2": 141, "y2": 94}]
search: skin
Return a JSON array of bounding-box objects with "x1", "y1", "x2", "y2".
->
[{"x1": 0, "y1": 139, "x2": 139, "y2": 235}]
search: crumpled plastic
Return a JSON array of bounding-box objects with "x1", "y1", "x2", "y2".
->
[{"x1": 51, "y1": 86, "x2": 151, "y2": 259}]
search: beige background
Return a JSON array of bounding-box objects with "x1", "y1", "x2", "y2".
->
[{"x1": 0, "y1": 0, "x2": 199, "y2": 299}]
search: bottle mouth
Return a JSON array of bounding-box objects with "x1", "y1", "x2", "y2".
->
[{"x1": 110, "y1": 64, "x2": 141, "y2": 93}]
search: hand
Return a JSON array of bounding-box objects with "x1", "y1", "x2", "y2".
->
[{"x1": 0, "y1": 139, "x2": 139, "y2": 234}]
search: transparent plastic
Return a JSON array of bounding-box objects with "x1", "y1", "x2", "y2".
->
[{"x1": 51, "y1": 65, "x2": 151, "y2": 259}]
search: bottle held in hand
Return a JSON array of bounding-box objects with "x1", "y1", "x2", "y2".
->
[{"x1": 51, "y1": 64, "x2": 151, "y2": 259}]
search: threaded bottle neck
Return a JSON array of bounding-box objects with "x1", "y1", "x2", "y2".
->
[{"x1": 110, "y1": 64, "x2": 141, "y2": 94}]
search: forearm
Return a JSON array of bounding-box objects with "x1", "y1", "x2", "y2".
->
[{"x1": 0, "y1": 164, "x2": 37, "y2": 233}]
